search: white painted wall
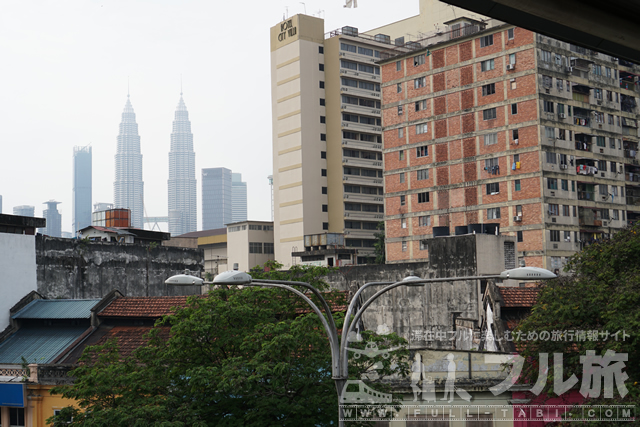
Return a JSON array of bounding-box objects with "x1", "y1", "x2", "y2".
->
[{"x1": 0, "y1": 234, "x2": 37, "y2": 331}]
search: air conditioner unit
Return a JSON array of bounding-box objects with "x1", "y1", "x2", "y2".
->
[
  {"x1": 513, "y1": 139, "x2": 519, "y2": 145},
  {"x1": 560, "y1": 164, "x2": 568, "y2": 170},
  {"x1": 552, "y1": 218, "x2": 557, "y2": 223},
  {"x1": 565, "y1": 238, "x2": 571, "y2": 242},
  {"x1": 513, "y1": 216, "x2": 522, "y2": 222},
  {"x1": 559, "y1": 113, "x2": 567, "y2": 119},
  {"x1": 506, "y1": 64, "x2": 516, "y2": 70}
]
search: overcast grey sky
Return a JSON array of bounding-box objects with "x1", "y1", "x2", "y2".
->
[{"x1": 0, "y1": 0, "x2": 419, "y2": 233}]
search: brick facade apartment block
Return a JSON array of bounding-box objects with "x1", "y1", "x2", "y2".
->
[{"x1": 379, "y1": 18, "x2": 640, "y2": 270}]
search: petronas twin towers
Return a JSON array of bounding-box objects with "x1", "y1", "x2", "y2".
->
[{"x1": 114, "y1": 93, "x2": 196, "y2": 235}]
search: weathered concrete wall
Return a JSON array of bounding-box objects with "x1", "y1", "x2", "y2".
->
[
  {"x1": 325, "y1": 235, "x2": 507, "y2": 350},
  {"x1": 0, "y1": 233, "x2": 38, "y2": 331},
  {"x1": 36, "y1": 236, "x2": 203, "y2": 298}
]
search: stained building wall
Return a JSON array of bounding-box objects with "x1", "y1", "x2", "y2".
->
[{"x1": 36, "y1": 236, "x2": 203, "y2": 299}]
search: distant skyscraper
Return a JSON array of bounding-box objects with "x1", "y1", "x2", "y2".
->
[
  {"x1": 13, "y1": 206, "x2": 35, "y2": 217},
  {"x1": 42, "y1": 200, "x2": 62, "y2": 237},
  {"x1": 168, "y1": 94, "x2": 197, "y2": 236},
  {"x1": 73, "y1": 146, "x2": 92, "y2": 236},
  {"x1": 202, "y1": 167, "x2": 232, "y2": 230},
  {"x1": 114, "y1": 95, "x2": 144, "y2": 228},
  {"x1": 231, "y1": 173, "x2": 247, "y2": 223}
]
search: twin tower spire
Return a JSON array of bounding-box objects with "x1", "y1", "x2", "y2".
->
[{"x1": 114, "y1": 93, "x2": 196, "y2": 235}]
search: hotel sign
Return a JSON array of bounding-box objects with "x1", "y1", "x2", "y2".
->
[{"x1": 278, "y1": 19, "x2": 297, "y2": 42}]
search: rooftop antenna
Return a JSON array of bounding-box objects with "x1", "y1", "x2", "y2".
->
[
  {"x1": 300, "y1": 2, "x2": 306, "y2": 14},
  {"x1": 127, "y1": 76, "x2": 130, "y2": 98},
  {"x1": 285, "y1": 6, "x2": 288, "y2": 18},
  {"x1": 180, "y1": 74, "x2": 183, "y2": 96}
]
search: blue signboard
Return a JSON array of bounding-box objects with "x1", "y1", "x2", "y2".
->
[{"x1": 0, "y1": 383, "x2": 26, "y2": 407}]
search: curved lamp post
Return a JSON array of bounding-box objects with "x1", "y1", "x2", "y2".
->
[{"x1": 166, "y1": 266, "x2": 556, "y2": 426}]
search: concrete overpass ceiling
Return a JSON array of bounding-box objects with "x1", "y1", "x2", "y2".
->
[{"x1": 440, "y1": 0, "x2": 640, "y2": 63}]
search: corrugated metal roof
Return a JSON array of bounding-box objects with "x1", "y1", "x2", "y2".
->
[
  {"x1": 0, "y1": 326, "x2": 89, "y2": 364},
  {"x1": 12, "y1": 299, "x2": 101, "y2": 320}
]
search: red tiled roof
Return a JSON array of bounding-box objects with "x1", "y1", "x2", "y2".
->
[
  {"x1": 99, "y1": 296, "x2": 199, "y2": 318},
  {"x1": 99, "y1": 291, "x2": 349, "y2": 319},
  {"x1": 498, "y1": 287, "x2": 540, "y2": 308},
  {"x1": 91, "y1": 326, "x2": 171, "y2": 359}
]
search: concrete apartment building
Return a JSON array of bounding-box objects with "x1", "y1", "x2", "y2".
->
[
  {"x1": 269, "y1": 5, "x2": 466, "y2": 267},
  {"x1": 226, "y1": 220, "x2": 275, "y2": 272},
  {"x1": 379, "y1": 16, "x2": 640, "y2": 270}
]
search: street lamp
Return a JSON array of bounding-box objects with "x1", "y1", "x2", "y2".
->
[{"x1": 166, "y1": 266, "x2": 556, "y2": 426}]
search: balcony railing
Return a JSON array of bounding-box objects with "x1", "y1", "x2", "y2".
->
[
  {"x1": 573, "y1": 116, "x2": 591, "y2": 126},
  {"x1": 578, "y1": 191, "x2": 596, "y2": 201},
  {"x1": 575, "y1": 141, "x2": 592, "y2": 152},
  {"x1": 626, "y1": 173, "x2": 640, "y2": 183}
]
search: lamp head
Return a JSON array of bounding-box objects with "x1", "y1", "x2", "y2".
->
[
  {"x1": 213, "y1": 270, "x2": 252, "y2": 285},
  {"x1": 165, "y1": 274, "x2": 204, "y2": 286},
  {"x1": 499, "y1": 266, "x2": 557, "y2": 280}
]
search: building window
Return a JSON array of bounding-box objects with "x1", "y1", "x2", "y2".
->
[
  {"x1": 420, "y1": 240, "x2": 428, "y2": 250},
  {"x1": 322, "y1": 186, "x2": 327, "y2": 194},
  {"x1": 563, "y1": 205, "x2": 570, "y2": 216},
  {"x1": 10, "y1": 408, "x2": 25, "y2": 427},
  {"x1": 415, "y1": 100, "x2": 427, "y2": 111},
  {"x1": 264, "y1": 242, "x2": 275, "y2": 254},
  {"x1": 416, "y1": 123, "x2": 428, "y2": 134},
  {"x1": 592, "y1": 64, "x2": 602, "y2": 75},
  {"x1": 322, "y1": 204, "x2": 328, "y2": 212},
  {"x1": 399, "y1": 173, "x2": 405, "y2": 183},
  {"x1": 418, "y1": 192, "x2": 429, "y2": 203},
  {"x1": 481, "y1": 59, "x2": 495, "y2": 71},
  {"x1": 543, "y1": 100, "x2": 554, "y2": 113},
  {"x1": 514, "y1": 179, "x2": 521, "y2": 191},
  {"x1": 515, "y1": 205, "x2": 523, "y2": 216},
  {"x1": 397, "y1": 83, "x2": 402, "y2": 93},
  {"x1": 399, "y1": 150, "x2": 405, "y2": 161},
  {"x1": 480, "y1": 34, "x2": 494, "y2": 47},
  {"x1": 483, "y1": 108, "x2": 497, "y2": 120},
  {"x1": 482, "y1": 83, "x2": 495, "y2": 96},
  {"x1": 419, "y1": 215, "x2": 431, "y2": 226},
  {"x1": 417, "y1": 169, "x2": 429, "y2": 180},
  {"x1": 509, "y1": 53, "x2": 516, "y2": 65},
  {"x1": 319, "y1": 63, "x2": 324, "y2": 71},
  {"x1": 323, "y1": 222, "x2": 329, "y2": 230},
  {"x1": 557, "y1": 78, "x2": 563, "y2": 91},
  {"x1": 398, "y1": 105, "x2": 403, "y2": 115},
  {"x1": 414, "y1": 76, "x2": 426, "y2": 88},
  {"x1": 547, "y1": 178, "x2": 558, "y2": 190},
  {"x1": 401, "y1": 218, "x2": 407, "y2": 228},
  {"x1": 402, "y1": 241, "x2": 407, "y2": 251},
  {"x1": 555, "y1": 54, "x2": 562, "y2": 66},
  {"x1": 484, "y1": 133, "x2": 498, "y2": 145},
  {"x1": 511, "y1": 79, "x2": 517, "y2": 90},
  {"x1": 249, "y1": 242, "x2": 263, "y2": 254},
  {"x1": 400, "y1": 195, "x2": 405, "y2": 206},
  {"x1": 596, "y1": 136, "x2": 606, "y2": 147},
  {"x1": 542, "y1": 75, "x2": 552, "y2": 87},
  {"x1": 320, "y1": 133, "x2": 326, "y2": 141},
  {"x1": 485, "y1": 157, "x2": 499, "y2": 170},
  {"x1": 561, "y1": 179, "x2": 568, "y2": 191},
  {"x1": 321, "y1": 151, "x2": 326, "y2": 159},
  {"x1": 541, "y1": 50, "x2": 552, "y2": 62},
  {"x1": 545, "y1": 126, "x2": 555, "y2": 139},
  {"x1": 396, "y1": 60, "x2": 402, "y2": 71},
  {"x1": 550, "y1": 230, "x2": 560, "y2": 242},
  {"x1": 508, "y1": 28, "x2": 514, "y2": 40},
  {"x1": 613, "y1": 209, "x2": 619, "y2": 220},
  {"x1": 416, "y1": 145, "x2": 428, "y2": 157},
  {"x1": 320, "y1": 116, "x2": 325, "y2": 124},
  {"x1": 546, "y1": 151, "x2": 557, "y2": 164},
  {"x1": 548, "y1": 204, "x2": 559, "y2": 216},
  {"x1": 486, "y1": 182, "x2": 500, "y2": 194},
  {"x1": 320, "y1": 98, "x2": 325, "y2": 106},
  {"x1": 321, "y1": 169, "x2": 327, "y2": 177},
  {"x1": 319, "y1": 46, "x2": 324, "y2": 54},
  {"x1": 319, "y1": 81, "x2": 324, "y2": 88},
  {"x1": 511, "y1": 103, "x2": 518, "y2": 115},
  {"x1": 414, "y1": 54, "x2": 425, "y2": 66},
  {"x1": 487, "y1": 207, "x2": 501, "y2": 219},
  {"x1": 517, "y1": 230, "x2": 523, "y2": 242},
  {"x1": 513, "y1": 129, "x2": 519, "y2": 140}
]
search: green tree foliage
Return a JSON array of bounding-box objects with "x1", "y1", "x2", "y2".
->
[
  {"x1": 515, "y1": 225, "x2": 640, "y2": 424},
  {"x1": 49, "y1": 262, "x2": 409, "y2": 426},
  {"x1": 373, "y1": 221, "x2": 386, "y2": 265}
]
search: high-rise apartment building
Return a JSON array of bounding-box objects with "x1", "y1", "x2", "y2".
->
[
  {"x1": 202, "y1": 167, "x2": 232, "y2": 230},
  {"x1": 379, "y1": 17, "x2": 640, "y2": 270},
  {"x1": 231, "y1": 173, "x2": 247, "y2": 223},
  {"x1": 168, "y1": 94, "x2": 197, "y2": 236},
  {"x1": 114, "y1": 95, "x2": 144, "y2": 229},
  {"x1": 42, "y1": 200, "x2": 62, "y2": 237},
  {"x1": 13, "y1": 206, "x2": 35, "y2": 217},
  {"x1": 73, "y1": 146, "x2": 92, "y2": 236}
]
